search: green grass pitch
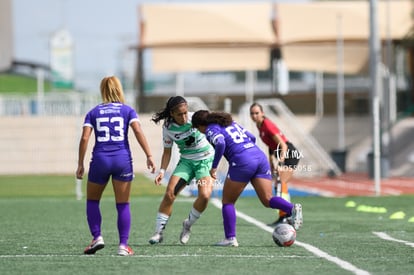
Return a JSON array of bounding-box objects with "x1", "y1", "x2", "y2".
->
[{"x1": 0, "y1": 175, "x2": 413, "y2": 275}]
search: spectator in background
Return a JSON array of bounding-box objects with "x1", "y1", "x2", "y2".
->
[{"x1": 249, "y1": 102, "x2": 301, "y2": 226}]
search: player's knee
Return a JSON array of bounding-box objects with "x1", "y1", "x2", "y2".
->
[
  {"x1": 197, "y1": 191, "x2": 211, "y2": 202},
  {"x1": 163, "y1": 190, "x2": 176, "y2": 203}
]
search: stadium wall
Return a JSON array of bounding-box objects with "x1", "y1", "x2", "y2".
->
[
  {"x1": 0, "y1": 0, "x2": 13, "y2": 71},
  {"x1": 0, "y1": 115, "x2": 162, "y2": 176}
]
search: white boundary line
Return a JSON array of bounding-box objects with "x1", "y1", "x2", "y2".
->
[
  {"x1": 372, "y1": 232, "x2": 414, "y2": 248},
  {"x1": 0, "y1": 254, "x2": 313, "y2": 259},
  {"x1": 210, "y1": 198, "x2": 370, "y2": 275}
]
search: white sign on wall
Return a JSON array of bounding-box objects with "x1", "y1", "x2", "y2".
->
[{"x1": 50, "y1": 29, "x2": 74, "y2": 89}]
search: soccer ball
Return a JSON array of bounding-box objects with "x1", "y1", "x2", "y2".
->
[{"x1": 272, "y1": 223, "x2": 296, "y2": 247}]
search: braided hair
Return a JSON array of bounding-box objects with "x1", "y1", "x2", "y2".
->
[
  {"x1": 192, "y1": 110, "x2": 233, "y2": 128},
  {"x1": 152, "y1": 96, "x2": 187, "y2": 125}
]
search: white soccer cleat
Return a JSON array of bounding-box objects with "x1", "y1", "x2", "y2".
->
[
  {"x1": 179, "y1": 219, "x2": 192, "y2": 244},
  {"x1": 148, "y1": 232, "x2": 163, "y2": 245},
  {"x1": 84, "y1": 236, "x2": 105, "y2": 254},
  {"x1": 215, "y1": 237, "x2": 239, "y2": 247},
  {"x1": 288, "y1": 203, "x2": 303, "y2": 230},
  {"x1": 118, "y1": 245, "x2": 134, "y2": 256}
]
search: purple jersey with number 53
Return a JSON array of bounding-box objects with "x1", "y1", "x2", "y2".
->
[
  {"x1": 84, "y1": 102, "x2": 139, "y2": 155},
  {"x1": 84, "y1": 102, "x2": 139, "y2": 184}
]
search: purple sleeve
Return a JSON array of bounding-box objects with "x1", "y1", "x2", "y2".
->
[
  {"x1": 205, "y1": 124, "x2": 226, "y2": 169},
  {"x1": 83, "y1": 110, "x2": 93, "y2": 127},
  {"x1": 212, "y1": 135, "x2": 225, "y2": 169},
  {"x1": 128, "y1": 107, "x2": 139, "y2": 124}
]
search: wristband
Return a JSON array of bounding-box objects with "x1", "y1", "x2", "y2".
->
[{"x1": 159, "y1": 169, "x2": 165, "y2": 174}]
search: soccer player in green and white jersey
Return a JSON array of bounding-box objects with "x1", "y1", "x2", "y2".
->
[{"x1": 149, "y1": 96, "x2": 215, "y2": 245}]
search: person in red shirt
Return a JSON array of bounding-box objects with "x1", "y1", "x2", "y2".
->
[{"x1": 249, "y1": 102, "x2": 301, "y2": 226}]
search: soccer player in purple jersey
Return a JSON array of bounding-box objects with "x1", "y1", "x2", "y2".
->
[
  {"x1": 191, "y1": 110, "x2": 303, "y2": 247},
  {"x1": 76, "y1": 76, "x2": 156, "y2": 256}
]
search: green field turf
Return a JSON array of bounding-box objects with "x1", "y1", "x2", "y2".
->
[
  {"x1": 0, "y1": 175, "x2": 413, "y2": 275},
  {"x1": 0, "y1": 74, "x2": 52, "y2": 94}
]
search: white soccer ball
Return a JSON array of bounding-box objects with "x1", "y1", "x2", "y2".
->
[{"x1": 272, "y1": 223, "x2": 296, "y2": 247}]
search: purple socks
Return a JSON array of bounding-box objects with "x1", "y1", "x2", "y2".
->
[
  {"x1": 222, "y1": 203, "x2": 236, "y2": 239},
  {"x1": 86, "y1": 200, "x2": 131, "y2": 246},
  {"x1": 86, "y1": 200, "x2": 102, "y2": 239},
  {"x1": 269, "y1": 197, "x2": 293, "y2": 215},
  {"x1": 116, "y1": 202, "x2": 131, "y2": 246}
]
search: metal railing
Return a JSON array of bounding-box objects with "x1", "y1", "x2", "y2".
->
[{"x1": 0, "y1": 92, "x2": 135, "y2": 116}]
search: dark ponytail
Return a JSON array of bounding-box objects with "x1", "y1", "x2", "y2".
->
[{"x1": 152, "y1": 96, "x2": 187, "y2": 125}]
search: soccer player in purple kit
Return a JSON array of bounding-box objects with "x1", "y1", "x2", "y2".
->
[
  {"x1": 191, "y1": 110, "x2": 303, "y2": 247},
  {"x1": 76, "y1": 76, "x2": 156, "y2": 256}
]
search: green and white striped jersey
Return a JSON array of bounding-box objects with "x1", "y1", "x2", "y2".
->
[{"x1": 162, "y1": 112, "x2": 214, "y2": 160}]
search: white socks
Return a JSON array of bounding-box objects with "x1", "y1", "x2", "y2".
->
[
  {"x1": 155, "y1": 207, "x2": 201, "y2": 233},
  {"x1": 155, "y1": 212, "x2": 169, "y2": 233},
  {"x1": 187, "y1": 207, "x2": 201, "y2": 227}
]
